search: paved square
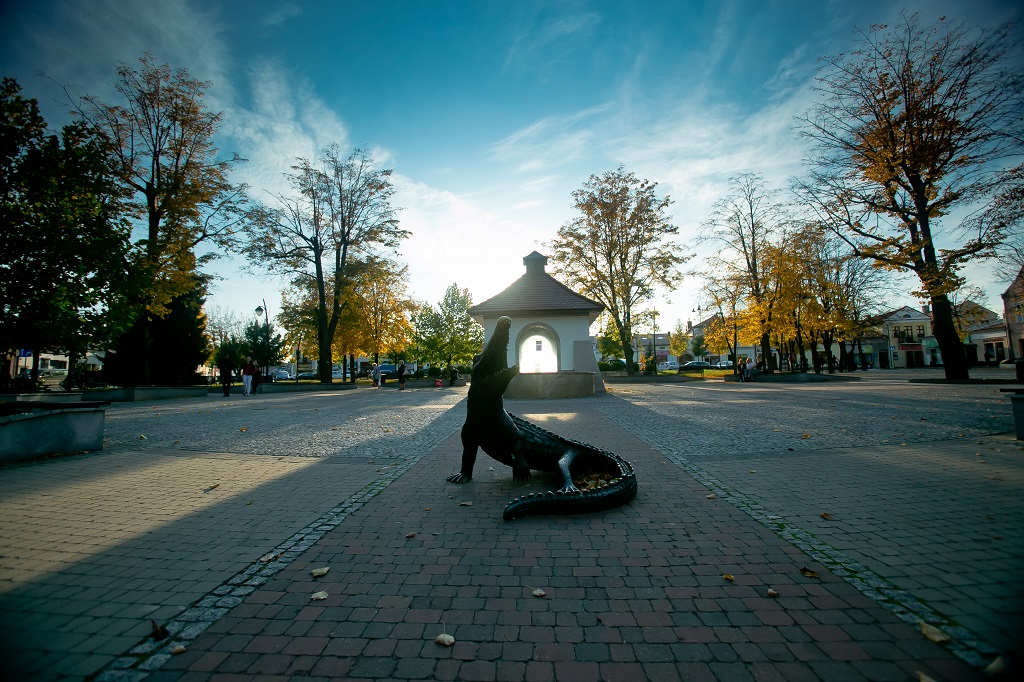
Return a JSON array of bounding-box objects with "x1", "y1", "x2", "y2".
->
[{"x1": 1, "y1": 374, "x2": 1020, "y2": 680}]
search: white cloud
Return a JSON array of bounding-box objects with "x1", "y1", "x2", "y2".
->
[
  {"x1": 391, "y1": 175, "x2": 550, "y2": 308},
  {"x1": 223, "y1": 61, "x2": 349, "y2": 197}
]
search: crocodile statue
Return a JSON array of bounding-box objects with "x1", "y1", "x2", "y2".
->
[{"x1": 447, "y1": 316, "x2": 637, "y2": 520}]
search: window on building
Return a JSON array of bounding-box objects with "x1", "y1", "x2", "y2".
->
[
  {"x1": 535, "y1": 340, "x2": 543, "y2": 352},
  {"x1": 916, "y1": 325, "x2": 924, "y2": 338}
]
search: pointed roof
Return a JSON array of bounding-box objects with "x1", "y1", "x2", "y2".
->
[{"x1": 468, "y1": 252, "x2": 604, "y2": 319}]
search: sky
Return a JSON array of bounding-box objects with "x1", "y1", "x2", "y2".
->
[{"x1": 2, "y1": 0, "x2": 1022, "y2": 336}]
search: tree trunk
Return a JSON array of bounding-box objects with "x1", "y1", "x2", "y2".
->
[
  {"x1": 616, "y1": 325, "x2": 636, "y2": 376},
  {"x1": 931, "y1": 294, "x2": 969, "y2": 380},
  {"x1": 759, "y1": 332, "x2": 772, "y2": 373},
  {"x1": 822, "y1": 331, "x2": 835, "y2": 373}
]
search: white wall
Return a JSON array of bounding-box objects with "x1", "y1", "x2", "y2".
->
[{"x1": 481, "y1": 315, "x2": 595, "y2": 372}]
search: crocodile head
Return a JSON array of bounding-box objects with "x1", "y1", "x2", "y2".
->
[{"x1": 471, "y1": 316, "x2": 519, "y2": 397}]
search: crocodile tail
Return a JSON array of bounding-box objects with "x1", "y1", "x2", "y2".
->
[{"x1": 502, "y1": 456, "x2": 638, "y2": 521}]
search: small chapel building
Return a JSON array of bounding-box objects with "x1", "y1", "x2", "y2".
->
[{"x1": 468, "y1": 251, "x2": 604, "y2": 398}]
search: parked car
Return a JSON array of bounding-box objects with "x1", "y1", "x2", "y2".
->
[
  {"x1": 272, "y1": 368, "x2": 292, "y2": 381},
  {"x1": 296, "y1": 371, "x2": 318, "y2": 379},
  {"x1": 714, "y1": 360, "x2": 734, "y2": 369},
  {"x1": 657, "y1": 361, "x2": 679, "y2": 371},
  {"x1": 682, "y1": 360, "x2": 712, "y2": 368},
  {"x1": 378, "y1": 364, "x2": 397, "y2": 379}
]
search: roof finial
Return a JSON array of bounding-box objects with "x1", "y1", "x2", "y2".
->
[{"x1": 524, "y1": 251, "x2": 548, "y2": 274}]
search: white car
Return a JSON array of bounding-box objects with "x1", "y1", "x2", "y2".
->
[{"x1": 657, "y1": 361, "x2": 679, "y2": 371}]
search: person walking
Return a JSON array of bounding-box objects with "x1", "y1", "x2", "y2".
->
[
  {"x1": 397, "y1": 361, "x2": 407, "y2": 390},
  {"x1": 371, "y1": 363, "x2": 380, "y2": 389},
  {"x1": 738, "y1": 358, "x2": 747, "y2": 383},
  {"x1": 219, "y1": 358, "x2": 234, "y2": 397},
  {"x1": 251, "y1": 361, "x2": 261, "y2": 395},
  {"x1": 241, "y1": 356, "x2": 256, "y2": 396}
]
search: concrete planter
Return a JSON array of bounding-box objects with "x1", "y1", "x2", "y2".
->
[
  {"x1": 0, "y1": 405, "x2": 106, "y2": 463},
  {"x1": 208, "y1": 382, "x2": 360, "y2": 395},
  {"x1": 90, "y1": 386, "x2": 208, "y2": 402}
]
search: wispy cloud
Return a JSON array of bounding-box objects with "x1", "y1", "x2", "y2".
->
[
  {"x1": 262, "y1": 2, "x2": 302, "y2": 26},
  {"x1": 19, "y1": 0, "x2": 231, "y2": 115},
  {"x1": 490, "y1": 104, "x2": 612, "y2": 172},
  {"x1": 223, "y1": 61, "x2": 348, "y2": 197},
  {"x1": 504, "y1": 9, "x2": 602, "y2": 73}
]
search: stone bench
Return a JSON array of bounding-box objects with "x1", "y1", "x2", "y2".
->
[{"x1": 0, "y1": 400, "x2": 109, "y2": 463}]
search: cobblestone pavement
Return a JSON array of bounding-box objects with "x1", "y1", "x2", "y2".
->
[
  {"x1": 2, "y1": 374, "x2": 1022, "y2": 681},
  {"x1": 601, "y1": 378, "x2": 1024, "y2": 665},
  {"x1": 0, "y1": 387, "x2": 466, "y2": 680}
]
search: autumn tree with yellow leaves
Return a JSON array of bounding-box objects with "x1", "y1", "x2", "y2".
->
[
  {"x1": 798, "y1": 13, "x2": 1024, "y2": 380},
  {"x1": 549, "y1": 166, "x2": 686, "y2": 376},
  {"x1": 700, "y1": 173, "x2": 790, "y2": 371},
  {"x1": 74, "y1": 53, "x2": 248, "y2": 384}
]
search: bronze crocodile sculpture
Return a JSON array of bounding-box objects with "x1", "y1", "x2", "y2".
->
[{"x1": 447, "y1": 316, "x2": 637, "y2": 520}]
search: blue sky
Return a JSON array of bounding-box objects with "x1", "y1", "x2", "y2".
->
[{"x1": 2, "y1": 0, "x2": 1021, "y2": 333}]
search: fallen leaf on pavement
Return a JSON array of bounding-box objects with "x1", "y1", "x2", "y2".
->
[
  {"x1": 820, "y1": 513, "x2": 834, "y2": 520},
  {"x1": 139, "y1": 435, "x2": 147, "y2": 440},
  {"x1": 405, "y1": 532, "x2": 417, "y2": 538},
  {"x1": 799, "y1": 566, "x2": 820, "y2": 579},
  {"x1": 532, "y1": 588, "x2": 546, "y2": 597},
  {"x1": 204, "y1": 483, "x2": 220, "y2": 492},
  {"x1": 310, "y1": 567, "x2": 330, "y2": 577},
  {"x1": 259, "y1": 551, "x2": 282, "y2": 563},
  {"x1": 310, "y1": 591, "x2": 328, "y2": 601},
  {"x1": 722, "y1": 574, "x2": 735, "y2": 581},
  {"x1": 170, "y1": 645, "x2": 187, "y2": 655},
  {"x1": 984, "y1": 656, "x2": 1006, "y2": 674},
  {"x1": 706, "y1": 494, "x2": 717, "y2": 499},
  {"x1": 916, "y1": 672, "x2": 937, "y2": 682},
  {"x1": 801, "y1": 434, "x2": 810, "y2": 439},
  {"x1": 459, "y1": 501, "x2": 472, "y2": 506},
  {"x1": 919, "y1": 622, "x2": 949, "y2": 643},
  {"x1": 435, "y1": 633, "x2": 455, "y2": 646},
  {"x1": 239, "y1": 427, "x2": 247, "y2": 432},
  {"x1": 766, "y1": 588, "x2": 779, "y2": 598},
  {"x1": 749, "y1": 470, "x2": 756, "y2": 474},
  {"x1": 424, "y1": 507, "x2": 432, "y2": 511},
  {"x1": 150, "y1": 620, "x2": 169, "y2": 641}
]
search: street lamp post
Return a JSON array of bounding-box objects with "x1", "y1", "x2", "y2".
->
[{"x1": 255, "y1": 299, "x2": 269, "y2": 386}]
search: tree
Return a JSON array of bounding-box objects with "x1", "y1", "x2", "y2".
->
[
  {"x1": 699, "y1": 173, "x2": 789, "y2": 371},
  {"x1": 243, "y1": 319, "x2": 285, "y2": 374},
  {"x1": 668, "y1": 320, "x2": 689, "y2": 360},
  {"x1": 798, "y1": 13, "x2": 1024, "y2": 380},
  {"x1": 103, "y1": 275, "x2": 211, "y2": 385},
  {"x1": 0, "y1": 78, "x2": 134, "y2": 381},
  {"x1": 414, "y1": 284, "x2": 483, "y2": 373},
  {"x1": 548, "y1": 166, "x2": 686, "y2": 375},
  {"x1": 245, "y1": 145, "x2": 406, "y2": 382},
  {"x1": 354, "y1": 256, "x2": 414, "y2": 363},
  {"x1": 596, "y1": 314, "x2": 624, "y2": 359},
  {"x1": 74, "y1": 53, "x2": 248, "y2": 384},
  {"x1": 690, "y1": 334, "x2": 708, "y2": 361}
]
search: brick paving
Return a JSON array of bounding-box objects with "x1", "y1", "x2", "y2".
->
[{"x1": 2, "y1": 374, "x2": 1021, "y2": 680}]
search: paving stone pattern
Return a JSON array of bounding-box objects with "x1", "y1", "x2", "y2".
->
[
  {"x1": 0, "y1": 388, "x2": 466, "y2": 680},
  {"x1": 602, "y1": 381, "x2": 1023, "y2": 664},
  {"x1": 1, "y1": 376, "x2": 1020, "y2": 681},
  {"x1": 149, "y1": 388, "x2": 995, "y2": 681}
]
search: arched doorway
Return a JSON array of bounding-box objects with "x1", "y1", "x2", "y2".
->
[{"x1": 516, "y1": 324, "x2": 560, "y2": 373}]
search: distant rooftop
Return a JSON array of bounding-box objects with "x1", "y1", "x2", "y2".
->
[{"x1": 468, "y1": 251, "x2": 604, "y2": 319}]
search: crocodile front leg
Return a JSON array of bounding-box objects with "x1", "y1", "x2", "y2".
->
[
  {"x1": 556, "y1": 449, "x2": 581, "y2": 494},
  {"x1": 447, "y1": 430, "x2": 479, "y2": 483}
]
